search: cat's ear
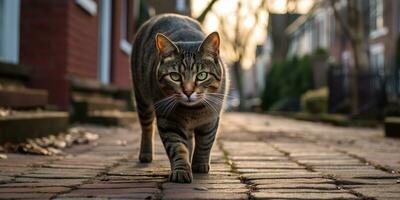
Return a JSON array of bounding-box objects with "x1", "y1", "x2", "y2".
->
[
  {"x1": 198, "y1": 32, "x2": 220, "y2": 57},
  {"x1": 155, "y1": 33, "x2": 179, "y2": 57}
]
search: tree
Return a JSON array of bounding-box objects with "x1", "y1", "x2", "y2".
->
[
  {"x1": 330, "y1": 0, "x2": 370, "y2": 116},
  {"x1": 215, "y1": 0, "x2": 267, "y2": 110},
  {"x1": 267, "y1": 0, "x2": 300, "y2": 64},
  {"x1": 196, "y1": 0, "x2": 219, "y2": 23}
]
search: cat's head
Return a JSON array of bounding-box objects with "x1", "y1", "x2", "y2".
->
[{"x1": 155, "y1": 32, "x2": 222, "y2": 107}]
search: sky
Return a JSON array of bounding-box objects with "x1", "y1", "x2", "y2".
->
[{"x1": 191, "y1": 0, "x2": 314, "y2": 69}]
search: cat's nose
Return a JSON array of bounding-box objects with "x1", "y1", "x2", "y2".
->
[
  {"x1": 182, "y1": 81, "x2": 194, "y2": 99},
  {"x1": 183, "y1": 90, "x2": 193, "y2": 98}
]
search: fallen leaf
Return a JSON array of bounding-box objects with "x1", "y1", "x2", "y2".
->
[
  {"x1": 0, "y1": 154, "x2": 7, "y2": 159},
  {"x1": 194, "y1": 186, "x2": 208, "y2": 191}
]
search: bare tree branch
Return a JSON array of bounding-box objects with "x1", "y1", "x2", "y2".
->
[
  {"x1": 196, "y1": 0, "x2": 219, "y2": 23},
  {"x1": 329, "y1": 0, "x2": 354, "y2": 41}
]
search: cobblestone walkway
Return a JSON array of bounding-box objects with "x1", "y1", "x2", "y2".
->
[{"x1": 0, "y1": 113, "x2": 399, "y2": 199}]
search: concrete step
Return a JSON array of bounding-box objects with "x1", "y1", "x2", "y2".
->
[
  {"x1": 84, "y1": 111, "x2": 137, "y2": 126},
  {"x1": 0, "y1": 87, "x2": 48, "y2": 109},
  {"x1": 0, "y1": 111, "x2": 68, "y2": 143},
  {"x1": 72, "y1": 97, "x2": 127, "y2": 122},
  {"x1": 385, "y1": 117, "x2": 400, "y2": 138}
]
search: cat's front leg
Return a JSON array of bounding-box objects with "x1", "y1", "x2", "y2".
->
[
  {"x1": 158, "y1": 126, "x2": 192, "y2": 183},
  {"x1": 192, "y1": 119, "x2": 219, "y2": 173}
]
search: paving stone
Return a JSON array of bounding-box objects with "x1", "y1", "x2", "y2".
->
[
  {"x1": 162, "y1": 192, "x2": 248, "y2": 200},
  {"x1": 252, "y1": 191, "x2": 358, "y2": 199},
  {"x1": 0, "y1": 175, "x2": 14, "y2": 183},
  {"x1": 229, "y1": 156, "x2": 289, "y2": 161},
  {"x1": 0, "y1": 186, "x2": 69, "y2": 193},
  {"x1": 252, "y1": 178, "x2": 335, "y2": 185},
  {"x1": 315, "y1": 169, "x2": 398, "y2": 179},
  {"x1": 192, "y1": 179, "x2": 241, "y2": 184},
  {"x1": 0, "y1": 193, "x2": 54, "y2": 199},
  {"x1": 60, "y1": 188, "x2": 160, "y2": 197},
  {"x1": 297, "y1": 159, "x2": 363, "y2": 166},
  {"x1": 256, "y1": 183, "x2": 338, "y2": 190},
  {"x1": 237, "y1": 168, "x2": 308, "y2": 174},
  {"x1": 13, "y1": 178, "x2": 86, "y2": 186},
  {"x1": 162, "y1": 183, "x2": 246, "y2": 190},
  {"x1": 235, "y1": 162, "x2": 304, "y2": 169},
  {"x1": 54, "y1": 198, "x2": 107, "y2": 200},
  {"x1": 18, "y1": 173, "x2": 95, "y2": 179},
  {"x1": 352, "y1": 185, "x2": 400, "y2": 198},
  {"x1": 254, "y1": 189, "x2": 349, "y2": 193},
  {"x1": 41, "y1": 164, "x2": 106, "y2": 170},
  {"x1": 336, "y1": 178, "x2": 399, "y2": 185},
  {"x1": 79, "y1": 182, "x2": 158, "y2": 189},
  {"x1": 244, "y1": 172, "x2": 323, "y2": 180}
]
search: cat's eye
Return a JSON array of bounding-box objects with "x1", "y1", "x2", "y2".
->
[
  {"x1": 170, "y1": 72, "x2": 181, "y2": 81},
  {"x1": 196, "y1": 72, "x2": 208, "y2": 81}
]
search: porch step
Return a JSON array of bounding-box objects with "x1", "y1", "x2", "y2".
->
[
  {"x1": 385, "y1": 117, "x2": 400, "y2": 138},
  {"x1": 0, "y1": 87, "x2": 48, "y2": 109},
  {"x1": 85, "y1": 111, "x2": 137, "y2": 126},
  {"x1": 72, "y1": 97, "x2": 127, "y2": 122},
  {"x1": 0, "y1": 111, "x2": 68, "y2": 143}
]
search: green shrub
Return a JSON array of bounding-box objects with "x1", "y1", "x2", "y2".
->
[
  {"x1": 262, "y1": 55, "x2": 312, "y2": 111},
  {"x1": 301, "y1": 87, "x2": 329, "y2": 114}
]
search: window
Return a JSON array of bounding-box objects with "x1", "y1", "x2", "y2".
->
[
  {"x1": 75, "y1": 0, "x2": 97, "y2": 16},
  {"x1": 0, "y1": 0, "x2": 20, "y2": 64},
  {"x1": 312, "y1": 20, "x2": 320, "y2": 51},
  {"x1": 98, "y1": 0, "x2": 111, "y2": 84},
  {"x1": 341, "y1": 51, "x2": 351, "y2": 93},
  {"x1": 176, "y1": 0, "x2": 186, "y2": 13},
  {"x1": 328, "y1": 9, "x2": 336, "y2": 47},
  {"x1": 369, "y1": 0, "x2": 387, "y2": 38},
  {"x1": 370, "y1": 43, "x2": 385, "y2": 77},
  {"x1": 120, "y1": 0, "x2": 133, "y2": 55}
]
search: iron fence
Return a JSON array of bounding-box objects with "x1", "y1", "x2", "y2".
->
[{"x1": 328, "y1": 66, "x2": 400, "y2": 117}]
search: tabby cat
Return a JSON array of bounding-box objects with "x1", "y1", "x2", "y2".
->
[{"x1": 130, "y1": 14, "x2": 228, "y2": 183}]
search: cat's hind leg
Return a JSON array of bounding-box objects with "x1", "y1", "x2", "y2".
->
[
  {"x1": 192, "y1": 120, "x2": 219, "y2": 173},
  {"x1": 136, "y1": 97, "x2": 155, "y2": 163}
]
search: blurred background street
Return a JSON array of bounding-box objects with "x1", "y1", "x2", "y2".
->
[{"x1": 0, "y1": 0, "x2": 399, "y2": 199}]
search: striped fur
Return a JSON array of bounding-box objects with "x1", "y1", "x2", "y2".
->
[{"x1": 130, "y1": 14, "x2": 228, "y2": 183}]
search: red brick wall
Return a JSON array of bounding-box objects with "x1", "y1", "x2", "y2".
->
[
  {"x1": 20, "y1": 0, "x2": 70, "y2": 110},
  {"x1": 66, "y1": 0, "x2": 99, "y2": 79},
  {"x1": 110, "y1": 0, "x2": 133, "y2": 89}
]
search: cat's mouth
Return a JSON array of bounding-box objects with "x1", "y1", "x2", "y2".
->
[
  {"x1": 178, "y1": 93, "x2": 203, "y2": 106},
  {"x1": 180, "y1": 100, "x2": 202, "y2": 106}
]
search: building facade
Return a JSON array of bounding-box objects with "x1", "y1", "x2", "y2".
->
[
  {"x1": 286, "y1": 0, "x2": 400, "y2": 112},
  {"x1": 0, "y1": 0, "x2": 137, "y2": 110},
  {"x1": 0, "y1": 0, "x2": 192, "y2": 111},
  {"x1": 287, "y1": 0, "x2": 400, "y2": 75}
]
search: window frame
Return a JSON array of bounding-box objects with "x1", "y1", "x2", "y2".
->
[
  {"x1": 0, "y1": 0, "x2": 20, "y2": 64},
  {"x1": 369, "y1": 0, "x2": 387, "y2": 39}
]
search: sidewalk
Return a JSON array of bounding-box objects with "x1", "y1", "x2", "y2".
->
[{"x1": 0, "y1": 113, "x2": 399, "y2": 199}]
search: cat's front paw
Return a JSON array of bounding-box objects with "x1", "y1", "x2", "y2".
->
[
  {"x1": 169, "y1": 169, "x2": 193, "y2": 183},
  {"x1": 139, "y1": 152, "x2": 152, "y2": 163},
  {"x1": 192, "y1": 163, "x2": 210, "y2": 173}
]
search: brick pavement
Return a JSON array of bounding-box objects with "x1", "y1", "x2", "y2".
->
[{"x1": 0, "y1": 113, "x2": 399, "y2": 199}]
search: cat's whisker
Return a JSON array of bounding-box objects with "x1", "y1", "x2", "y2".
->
[
  {"x1": 205, "y1": 96, "x2": 225, "y2": 105},
  {"x1": 206, "y1": 93, "x2": 236, "y2": 99},
  {"x1": 154, "y1": 96, "x2": 176, "y2": 117},
  {"x1": 161, "y1": 98, "x2": 176, "y2": 117},
  {"x1": 165, "y1": 99, "x2": 177, "y2": 117},
  {"x1": 202, "y1": 98, "x2": 219, "y2": 115},
  {"x1": 201, "y1": 100, "x2": 215, "y2": 115},
  {"x1": 155, "y1": 95, "x2": 177, "y2": 104}
]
